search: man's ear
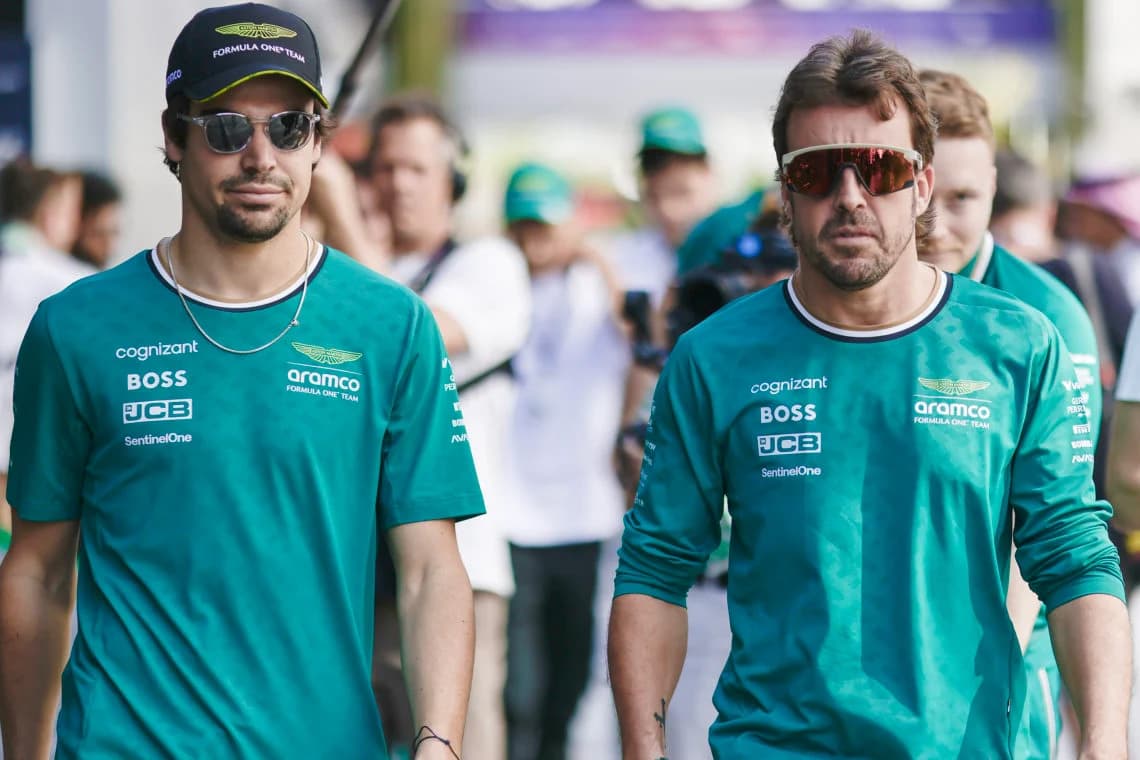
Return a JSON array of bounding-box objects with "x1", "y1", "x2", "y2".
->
[
  {"x1": 162, "y1": 109, "x2": 184, "y2": 165},
  {"x1": 914, "y1": 162, "x2": 935, "y2": 216}
]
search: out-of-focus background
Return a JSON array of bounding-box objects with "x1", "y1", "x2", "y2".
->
[{"x1": 3, "y1": 0, "x2": 1138, "y2": 254}]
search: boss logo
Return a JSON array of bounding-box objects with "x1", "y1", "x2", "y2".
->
[
  {"x1": 758, "y1": 403, "x2": 816, "y2": 424},
  {"x1": 757, "y1": 432, "x2": 821, "y2": 457},
  {"x1": 127, "y1": 370, "x2": 188, "y2": 390},
  {"x1": 123, "y1": 399, "x2": 193, "y2": 424}
]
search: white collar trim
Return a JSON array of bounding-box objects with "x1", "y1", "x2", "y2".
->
[
  {"x1": 150, "y1": 239, "x2": 324, "y2": 309},
  {"x1": 786, "y1": 266, "x2": 948, "y2": 339}
]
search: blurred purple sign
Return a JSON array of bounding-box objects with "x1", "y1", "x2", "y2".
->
[{"x1": 459, "y1": 0, "x2": 1055, "y2": 53}]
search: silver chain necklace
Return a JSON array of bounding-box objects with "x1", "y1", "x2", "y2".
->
[{"x1": 162, "y1": 233, "x2": 312, "y2": 356}]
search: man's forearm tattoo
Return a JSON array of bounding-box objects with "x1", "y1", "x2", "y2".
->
[{"x1": 654, "y1": 697, "x2": 667, "y2": 758}]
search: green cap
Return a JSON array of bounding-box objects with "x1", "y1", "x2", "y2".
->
[
  {"x1": 676, "y1": 188, "x2": 767, "y2": 275},
  {"x1": 639, "y1": 106, "x2": 706, "y2": 155},
  {"x1": 504, "y1": 162, "x2": 574, "y2": 225}
]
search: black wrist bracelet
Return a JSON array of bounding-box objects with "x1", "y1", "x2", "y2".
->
[{"x1": 411, "y1": 725, "x2": 460, "y2": 759}]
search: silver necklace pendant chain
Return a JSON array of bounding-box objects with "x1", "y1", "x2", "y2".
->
[{"x1": 162, "y1": 233, "x2": 313, "y2": 356}]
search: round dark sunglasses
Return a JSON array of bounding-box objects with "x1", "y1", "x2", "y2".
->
[
  {"x1": 781, "y1": 143, "x2": 922, "y2": 198},
  {"x1": 177, "y1": 111, "x2": 320, "y2": 154}
]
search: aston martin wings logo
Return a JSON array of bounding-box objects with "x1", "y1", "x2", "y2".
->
[
  {"x1": 215, "y1": 22, "x2": 298, "y2": 39},
  {"x1": 918, "y1": 378, "x2": 991, "y2": 396},
  {"x1": 291, "y1": 342, "x2": 363, "y2": 365}
]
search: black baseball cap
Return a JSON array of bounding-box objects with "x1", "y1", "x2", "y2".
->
[{"x1": 165, "y1": 3, "x2": 328, "y2": 108}]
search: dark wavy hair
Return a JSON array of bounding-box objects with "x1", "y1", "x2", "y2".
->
[{"x1": 772, "y1": 30, "x2": 937, "y2": 245}]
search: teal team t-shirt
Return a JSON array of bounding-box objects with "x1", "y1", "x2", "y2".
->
[
  {"x1": 616, "y1": 270, "x2": 1123, "y2": 758},
  {"x1": 8, "y1": 246, "x2": 485, "y2": 759}
]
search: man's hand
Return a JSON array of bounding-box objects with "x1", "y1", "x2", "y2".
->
[{"x1": 307, "y1": 150, "x2": 390, "y2": 272}]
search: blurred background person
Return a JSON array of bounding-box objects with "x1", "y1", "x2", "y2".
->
[
  {"x1": 1059, "y1": 174, "x2": 1140, "y2": 309},
  {"x1": 1048, "y1": 175, "x2": 1138, "y2": 542},
  {"x1": 70, "y1": 170, "x2": 122, "y2": 269},
  {"x1": 990, "y1": 149, "x2": 1059, "y2": 265},
  {"x1": 0, "y1": 158, "x2": 93, "y2": 548},
  {"x1": 917, "y1": 68, "x2": 1103, "y2": 760},
  {"x1": 369, "y1": 92, "x2": 531, "y2": 760},
  {"x1": 499, "y1": 162, "x2": 628, "y2": 760},
  {"x1": 1050, "y1": 177, "x2": 1140, "y2": 394},
  {"x1": 0, "y1": 158, "x2": 85, "y2": 268},
  {"x1": 607, "y1": 106, "x2": 718, "y2": 308}
]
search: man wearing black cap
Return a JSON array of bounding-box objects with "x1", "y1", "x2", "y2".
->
[{"x1": 0, "y1": 5, "x2": 482, "y2": 759}]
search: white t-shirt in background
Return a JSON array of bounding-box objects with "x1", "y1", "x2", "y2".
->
[
  {"x1": 1, "y1": 224, "x2": 95, "y2": 472},
  {"x1": 389, "y1": 236, "x2": 532, "y2": 597},
  {"x1": 602, "y1": 227, "x2": 677, "y2": 308},
  {"x1": 503, "y1": 263, "x2": 630, "y2": 547}
]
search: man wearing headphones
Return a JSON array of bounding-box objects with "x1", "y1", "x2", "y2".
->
[{"x1": 369, "y1": 93, "x2": 532, "y2": 760}]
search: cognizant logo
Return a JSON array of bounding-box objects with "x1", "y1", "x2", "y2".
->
[
  {"x1": 115, "y1": 341, "x2": 199, "y2": 361},
  {"x1": 287, "y1": 368, "x2": 361, "y2": 392},
  {"x1": 750, "y1": 376, "x2": 828, "y2": 395}
]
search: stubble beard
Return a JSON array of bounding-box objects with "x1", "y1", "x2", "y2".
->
[
  {"x1": 790, "y1": 196, "x2": 917, "y2": 292},
  {"x1": 216, "y1": 173, "x2": 295, "y2": 243}
]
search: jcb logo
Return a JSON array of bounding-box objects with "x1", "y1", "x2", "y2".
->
[
  {"x1": 757, "y1": 432, "x2": 821, "y2": 457},
  {"x1": 123, "y1": 399, "x2": 193, "y2": 424}
]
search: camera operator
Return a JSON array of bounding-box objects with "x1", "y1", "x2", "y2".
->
[{"x1": 617, "y1": 209, "x2": 796, "y2": 494}]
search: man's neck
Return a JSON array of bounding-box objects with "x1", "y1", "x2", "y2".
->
[
  {"x1": 793, "y1": 252, "x2": 938, "y2": 331},
  {"x1": 163, "y1": 217, "x2": 312, "y2": 303}
]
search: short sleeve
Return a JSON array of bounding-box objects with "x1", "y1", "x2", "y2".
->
[
  {"x1": 7, "y1": 305, "x2": 90, "y2": 521},
  {"x1": 377, "y1": 304, "x2": 486, "y2": 529},
  {"x1": 1011, "y1": 322, "x2": 1124, "y2": 610},
  {"x1": 1116, "y1": 311, "x2": 1140, "y2": 402},
  {"x1": 614, "y1": 338, "x2": 725, "y2": 607}
]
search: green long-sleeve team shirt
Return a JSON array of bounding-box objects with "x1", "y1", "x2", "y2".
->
[{"x1": 615, "y1": 268, "x2": 1123, "y2": 758}]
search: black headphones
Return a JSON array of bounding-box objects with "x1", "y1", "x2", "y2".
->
[
  {"x1": 373, "y1": 94, "x2": 470, "y2": 205},
  {"x1": 447, "y1": 124, "x2": 470, "y2": 204}
]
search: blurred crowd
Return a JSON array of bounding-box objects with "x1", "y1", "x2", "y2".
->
[{"x1": 5, "y1": 69, "x2": 1140, "y2": 760}]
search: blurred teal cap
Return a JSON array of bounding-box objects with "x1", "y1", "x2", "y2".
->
[
  {"x1": 639, "y1": 106, "x2": 706, "y2": 155},
  {"x1": 504, "y1": 162, "x2": 574, "y2": 225}
]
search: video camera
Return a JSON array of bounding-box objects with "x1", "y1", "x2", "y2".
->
[{"x1": 624, "y1": 209, "x2": 797, "y2": 370}]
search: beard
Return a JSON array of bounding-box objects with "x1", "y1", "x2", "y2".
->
[
  {"x1": 216, "y1": 172, "x2": 294, "y2": 243},
  {"x1": 790, "y1": 196, "x2": 917, "y2": 292}
]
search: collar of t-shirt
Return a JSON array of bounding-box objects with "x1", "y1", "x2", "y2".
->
[
  {"x1": 0, "y1": 527, "x2": 9, "y2": 554},
  {"x1": 959, "y1": 231, "x2": 996, "y2": 282}
]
